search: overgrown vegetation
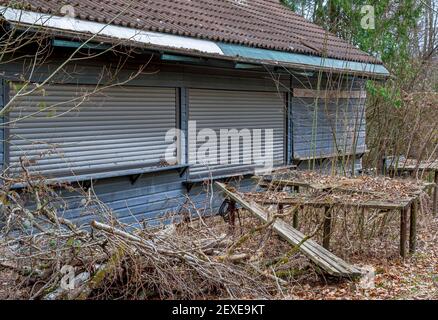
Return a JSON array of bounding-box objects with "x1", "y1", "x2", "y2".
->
[
  {"x1": 0, "y1": 172, "x2": 436, "y2": 300},
  {"x1": 282, "y1": 0, "x2": 437, "y2": 171}
]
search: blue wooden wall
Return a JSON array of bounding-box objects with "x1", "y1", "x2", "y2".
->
[
  {"x1": 291, "y1": 75, "x2": 367, "y2": 160},
  {"x1": 54, "y1": 171, "x2": 257, "y2": 227},
  {"x1": 292, "y1": 97, "x2": 367, "y2": 158}
]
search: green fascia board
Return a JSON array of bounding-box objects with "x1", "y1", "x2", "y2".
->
[
  {"x1": 161, "y1": 53, "x2": 204, "y2": 63},
  {"x1": 234, "y1": 62, "x2": 263, "y2": 69},
  {"x1": 52, "y1": 39, "x2": 111, "y2": 50},
  {"x1": 217, "y1": 43, "x2": 390, "y2": 77}
]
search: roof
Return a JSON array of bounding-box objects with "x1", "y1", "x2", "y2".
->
[{"x1": 0, "y1": 0, "x2": 381, "y2": 65}]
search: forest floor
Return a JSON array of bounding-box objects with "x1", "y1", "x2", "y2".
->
[
  {"x1": 0, "y1": 211, "x2": 436, "y2": 300},
  {"x1": 287, "y1": 216, "x2": 438, "y2": 300}
]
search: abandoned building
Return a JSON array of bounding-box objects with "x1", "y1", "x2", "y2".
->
[{"x1": 0, "y1": 0, "x2": 389, "y2": 226}]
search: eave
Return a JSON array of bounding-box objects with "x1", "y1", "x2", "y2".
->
[{"x1": 0, "y1": 6, "x2": 390, "y2": 79}]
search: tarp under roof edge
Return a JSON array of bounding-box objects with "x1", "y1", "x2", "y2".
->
[{"x1": 217, "y1": 43, "x2": 389, "y2": 77}]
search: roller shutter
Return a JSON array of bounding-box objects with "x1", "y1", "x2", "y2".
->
[
  {"x1": 188, "y1": 89, "x2": 285, "y2": 179},
  {"x1": 292, "y1": 97, "x2": 367, "y2": 159},
  {"x1": 8, "y1": 84, "x2": 177, "y2": 178}
]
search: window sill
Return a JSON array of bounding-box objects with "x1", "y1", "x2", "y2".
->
[
  {"x1": 293, "y1": 149, "x2": 370, "y2": 162},
  {"x1": 183, "y1": 165, "x2": 297, "y2": 188},
  {"x1": 10, "y1": 164, "x2": 190, "y2": 189}
]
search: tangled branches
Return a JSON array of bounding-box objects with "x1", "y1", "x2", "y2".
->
[{"x1": 0, "y1": 173, "x2": 281, "y2": 300}]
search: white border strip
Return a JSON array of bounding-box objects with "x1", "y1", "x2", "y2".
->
[{"x1": 0, "y1": 6, "x2": 224, "y2": 55}]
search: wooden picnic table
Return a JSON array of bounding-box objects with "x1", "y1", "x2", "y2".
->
[
  {"x1": 386, "y1": 159, "x2": 438, "y2": 216},
  {"x1": 254, "y1": 175, "x2": 425, "y2": 258}
]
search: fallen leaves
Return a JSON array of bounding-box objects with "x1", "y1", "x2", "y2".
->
[{"x1": 289, "y1": 218, "x2": 438, "y2": 300}]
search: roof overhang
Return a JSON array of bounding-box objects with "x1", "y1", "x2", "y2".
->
[
  {"x1": 0, "y1": 6, "x2": 390, "y2": 78},
  {"x1": 217, "y1": 43, "x2": 389, "y2": 78}
]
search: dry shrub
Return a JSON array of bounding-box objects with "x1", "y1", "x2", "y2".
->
[{"x1": 0, "y1": 172, "x2": 281, "y2": 300}]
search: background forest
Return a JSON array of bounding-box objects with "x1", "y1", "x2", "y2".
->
[{"x1": 282, "y1": 0, "x2": 438, "y2": 173}]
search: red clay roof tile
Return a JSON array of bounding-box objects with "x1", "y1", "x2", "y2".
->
[{"x1": 0, "y1": 0, "x2": 381, "y2": 64}]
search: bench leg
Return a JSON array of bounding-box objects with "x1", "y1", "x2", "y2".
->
[
  {"x1": 323, "y1": 206, "x2": 332, "y2": 250},
  {"x1": 228, "y1": 200, "x2": 236, "y2": 234},
  {"x1": 409, "y1": 200, "x2": 417, "y2": 254},
  {"x1": 400, "y1": 207, "x2": 408, "y2": 258},
  {"x1": 359, "y1": 207, "x2": 365, "y2": 244}
]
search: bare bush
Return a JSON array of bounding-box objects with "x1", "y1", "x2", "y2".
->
[{"x1": 0, "y1": 171, "x2": 284, "y2": 300}]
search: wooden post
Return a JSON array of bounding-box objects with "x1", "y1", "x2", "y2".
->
[
  {"x1": 433, "y1": 171, "x2": 437, "y2": 216},
  {"x1": 323, "y1": 206, "x2": 332, "y2": 250},
  {"x1": 381, "y1": 156, "x2": 386, "y2": 176},
  {"x1": 293, "y1": 186, "x2": 300, "y2": 229},
  {"x1": 293, "y1": 209, "x2": 299, "y2": 229},
  {"x1": 359, "y1": 207, "x2": 365, "y2": 245},
  {"x1": 400, "y1": 206, "x2": 408, "y2": 259},
  {"x1": 409, "y1": 200, "x2": 418, "y2": 254}
]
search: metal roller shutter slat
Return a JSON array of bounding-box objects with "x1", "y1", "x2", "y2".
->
[
  {"x1": 189, "y1": 89, "x2": 285, "y2": 178},
  {"x1": 8, "y1": 84, "x2": 177, "y2": 178}
]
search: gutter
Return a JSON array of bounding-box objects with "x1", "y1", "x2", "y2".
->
[{"x1": 0, "y1": 6, "x2": 390, "y2": 78}]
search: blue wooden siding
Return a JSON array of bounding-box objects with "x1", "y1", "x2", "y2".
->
[
  {"x1": 290, "y1": 76, "x2": 367, "y2": 166},
  {"x1": 0, "y1": 61, "x2": 290, "y2": 92},
  {"x1": 292, "y1": 97, "x2": 367, "y2": 158},
  {"x1": 297, "y1": 157, "x2": 364, "y2": 175},
  {"x1": 59, "y1": 171, "x2": 187, "y2": 227},
  {"x1": 55, "y1": 171, "x2": 257, "y2": 227}
]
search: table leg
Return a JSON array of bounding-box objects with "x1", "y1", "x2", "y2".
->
[
  {"x1": 359, "y1": 207, "x2": 365, "y2": 244},
  {"x1": 293, "y1": 207, "x2": 300, "y2": 229},
  {"x1": 323, "y1": 206, "x2": 332, "y2": 250},
  {"x1": 293, "y1": 186, "x2": 299, "y2": 229},
  {"x1": 409, "y1": 201, "x2": 417, "y2": 254},
  {"x1": 400, "y1": 207, "x2": 408, "y2": 258}
]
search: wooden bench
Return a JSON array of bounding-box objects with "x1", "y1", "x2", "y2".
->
[{"x1": 215, "y1": 182, "x2": 363, "y2": 278}]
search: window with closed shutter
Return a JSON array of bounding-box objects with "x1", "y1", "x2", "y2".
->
[
  {"x1": 7, "y1": 83, "x2": 177, "y2": 178},
  {"x1": 188, "y1": 89, "x2": 285, "y2": 179}
]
